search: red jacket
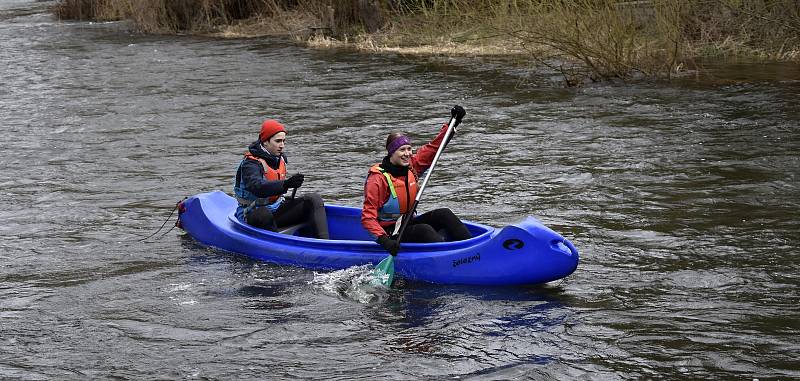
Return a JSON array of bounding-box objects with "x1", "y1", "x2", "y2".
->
[{"x1": 361, "y1": 124, "x2": 450, "y2": 238}]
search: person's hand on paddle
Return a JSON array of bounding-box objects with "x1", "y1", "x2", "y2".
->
[
  {"x1": 376, "y1": 235, "x2": 400, "y2": 256},
  {"x1": 283, "y1": 174, "x2": 304, "y2": 192},
  {"x1": 443, "y1": 105, "x2": 464, "y2": 147},
  {"x1": 450, "y1": 105, "x2": 466, "y2": 128}
]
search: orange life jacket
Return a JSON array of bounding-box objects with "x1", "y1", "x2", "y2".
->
[
  {"x1": 368, "y1": 164, "x2": 418, "y2": 223},
  {"x1": 243, "y1": 151, "x2": 286, "y2": 203}
]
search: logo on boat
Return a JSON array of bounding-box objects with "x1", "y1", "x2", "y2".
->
[
  {"x1": 503, "y1": 239, "x2": 524, "y2": 250},
  {"x1": 453, "y1": 253, "x2": 480, "y2": 268}
]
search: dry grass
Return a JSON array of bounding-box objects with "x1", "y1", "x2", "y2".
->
[
  {"x1": 681, "y1": 0, "x2": 800, "y2": 61},
  {"x1": 212, "y1": 10, "x2": 319, "y2": 38},
  {"x1": 53, "y1": 0, "x2": 122, "y2": 21},
  {"x1": 53, "y1": 0, "x2": 327, "y2": 34},
  {"x1": 367, "y1": 1, "x2": 687, "y2": 83},
  {"x1": 377, "y1": 0, "x2": 799, "y2": 84},
  {"x1": 53, "y1": 0, "x2": 800, "y2": 85}
]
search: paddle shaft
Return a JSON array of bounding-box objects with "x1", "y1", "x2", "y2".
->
[{"x1": 393, "y1": 116, "x2": 458, "y2": 244}]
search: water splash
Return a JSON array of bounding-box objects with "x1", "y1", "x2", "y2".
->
[{"x1": 309, "y1": 265, "x2": 391, "y2": 304}]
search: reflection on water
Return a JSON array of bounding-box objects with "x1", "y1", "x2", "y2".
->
[{"x1": 1, "y1": 1, "x2": 799, "y2": 379}]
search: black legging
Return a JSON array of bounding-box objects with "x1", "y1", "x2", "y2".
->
[
  {"x1": 386, "y1": 208, "x2": 472, "y2": 243},
  {"x1": 246, "y1": 193, "x2": 329, "y2": 239}
]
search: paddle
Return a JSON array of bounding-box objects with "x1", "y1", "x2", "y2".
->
[{"x1": 370, "y1": 107, "x2": 463, "y2": 287}]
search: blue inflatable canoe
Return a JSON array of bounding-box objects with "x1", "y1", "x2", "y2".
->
[{"x1": 178, "y1": 191, "x2": 579, "y2": 286}]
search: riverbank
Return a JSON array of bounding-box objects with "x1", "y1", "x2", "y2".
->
[
  {"x1": 6, "y1": 3, "x2": 800, "y2": 378},
  {"x1": 53, "y1": 0, "x2": 800, "y2": 86}
]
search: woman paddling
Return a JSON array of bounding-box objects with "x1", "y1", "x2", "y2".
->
[{"x1": 361, "y1": 106, "x2": 471, "y2": 256}]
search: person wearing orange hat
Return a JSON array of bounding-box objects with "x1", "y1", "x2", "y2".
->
[
  {"x1": 233, "y1": 119, "x2": 329, "y2": 239},
  {"x1": 361, "y1": 106, "x2": 471, "y2": 256}
]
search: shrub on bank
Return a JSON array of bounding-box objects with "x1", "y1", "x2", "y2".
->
[
  {"x1": 53, "y1": 0, "x2": 384, "y2": 34},
  {"x1": 53, "y1": 0, "x2": 800, "y2": 84}
]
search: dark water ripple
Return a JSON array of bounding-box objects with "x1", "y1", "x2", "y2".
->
[{"x1": 2, "y1": 1, "x2": 799, "y2": 379}]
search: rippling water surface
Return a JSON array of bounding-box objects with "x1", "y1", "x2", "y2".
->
[{"x1": 2, "y1": 1, "x2": 799, "y2": 379}]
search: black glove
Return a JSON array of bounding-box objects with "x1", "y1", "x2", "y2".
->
[
  {"x1": 376, "y1": 235, "x2": 400, "y2": 256},
  {"x1": 282, "y1": 174, "x2": 304, "y2": 192},
  {"x1": 450, "y1": 105, "x2": 466, "y2": 126}
]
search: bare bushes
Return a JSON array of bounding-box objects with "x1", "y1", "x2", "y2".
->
[
  {"x1": 127, "y1": 0, "x2": 280, "y2": 33},
  {"x1": 463, "y1": 1, "x2": 687, "y2": 84},
  {"x1": 53, "y1": 0, "x2": 284, "y2": 32},
  {"x1": 387, "y1": 0, "x2": 800, "y2": 84},
  {"x1": 53, "y1": 0, "x2": 800, "y2": 84},
  {"x1": 683, "y1": 0, "x2": 800, "y2": 60},
  {"x1": 53, "y1": 0, "x2": 121, "y2": 21},
  {"x1": 53, "y1": 0, "x2": 389, "y2": 35},
  {"x1": 377, "y1": 0, "x2": 479, "y2": 47}
]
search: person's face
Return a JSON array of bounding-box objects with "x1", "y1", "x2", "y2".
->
[
  {"x1": 263, "y1": 132, "x2": 286, "y2": 156},
  {"x1": 389, "y1": 144, "x2": 412, "y2": 167}
]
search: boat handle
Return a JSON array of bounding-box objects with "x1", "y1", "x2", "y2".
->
[{"x1": 550, "y1": 239, "x2": 576, "y2": 256}]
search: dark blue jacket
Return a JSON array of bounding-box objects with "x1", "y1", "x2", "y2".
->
[{"x1": 233, "y1": 141, "x2": 288, "y2": 220}]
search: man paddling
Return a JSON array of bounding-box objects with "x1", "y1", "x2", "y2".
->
[{"x1": 233, "y1": 119, "x2": 329, "y2": 239}]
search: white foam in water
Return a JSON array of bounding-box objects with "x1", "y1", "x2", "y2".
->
[{"x1": 310, "y1": 265, "x2": 389, "y2": 303}]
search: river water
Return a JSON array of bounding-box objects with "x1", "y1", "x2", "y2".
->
[{"x1": 2, "y1": 1, "x2": 798, "y2": 379}]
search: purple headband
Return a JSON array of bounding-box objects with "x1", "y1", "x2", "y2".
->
[{"x1": 387, "y1": 135, "x2": 411, "y2": 156}]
